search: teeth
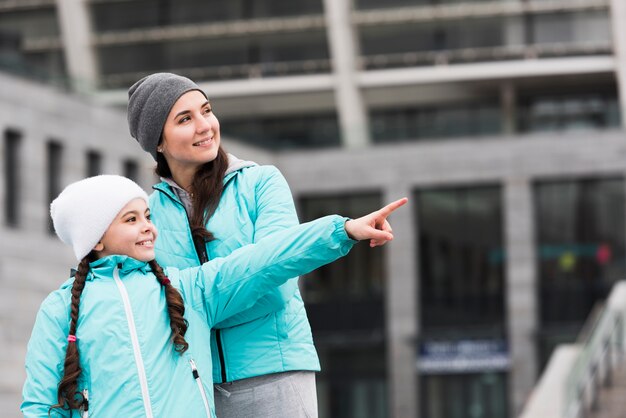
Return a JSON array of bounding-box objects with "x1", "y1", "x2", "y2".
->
[
  {"x1": 194, "y1": 138, "x2": 212, "y2": 146},
  {"x1": 138, "y1": 240, "x2": 153, "y2": 246}
]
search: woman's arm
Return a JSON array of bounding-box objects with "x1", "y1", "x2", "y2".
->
[
  {"x1": 21, "y1": 293, "x2": 71, "y2": 417},
  {"x1": 212, "y1": 166, "x2": 301, "y2": 329},
  {"x1": 190, "y1": 198, "x2": 407, "y2": 326}
]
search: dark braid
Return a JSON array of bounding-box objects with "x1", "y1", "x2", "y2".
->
[
  {"x1": 51, "y1": 257, "x2": 90, "y2": 414},
  {"x1": 149, "y1": 259, "x2": 189, "y2": 353}
]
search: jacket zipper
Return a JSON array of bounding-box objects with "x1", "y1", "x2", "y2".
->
[
  {"x1": 81, "y1": 389, "x2": 89, "y2": 418},
  {"x1": 156, "y1": 186, "x2": 228, "y2": 383},
  {"x1": 113, "y1": 267, "x2": 154, "y2": 418},
  {"x1": 189, "y1": 359, "x2": 212, "y2": 418}
]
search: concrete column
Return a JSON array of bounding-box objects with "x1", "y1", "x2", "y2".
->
[
  {"x1": 384, "y1": 186, "x2": 418, "y2": 418},
  {"x1": 501, "y1": 82, "x2": 517, "y2": 135},
  {"x1": 322, "y1": 0, "x2": 371, "y2": 148},
  {"x1": 503, "y1": 177, "x2": 538, "y2": 415},
  {"x1": 55, "y1": 0, "x2": 99, "y2": 92},
  {"x1": 610, "y1": 0, "x2": 626, "y2": 127}
]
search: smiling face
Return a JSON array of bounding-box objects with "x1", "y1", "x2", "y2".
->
[
  {"x1": 159, "y1": 90, "x2": 221, "y2": 178},
  {"x1": 93, "y1": 198, "x2": 158, "y2": 262}
]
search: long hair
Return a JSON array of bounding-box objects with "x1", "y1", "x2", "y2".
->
[
  {"x1": 51, "y1": 257, "x2": 90, "y2": 413},
  {"x1": 155, "y1": 146, "x2": 228, "y2": 243},
  {"x1": 149, "y1": 259, "x2": 189, "y2": 353},
  {"x1": 51, "y1": 257, "x2": 190, "y2": 414}
]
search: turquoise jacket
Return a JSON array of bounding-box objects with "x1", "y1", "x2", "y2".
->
[
  {"x1": 149, "y1": 163, "x2": 321, "y2": 383},
  {"x1": 21, "y1": 216, "x2": 354, "y2": 417}
]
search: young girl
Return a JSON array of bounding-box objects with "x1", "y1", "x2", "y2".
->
[
  {"x1": 21, "y1": 175, "x2": 406, "y2": 418},
  {"x1": 127, "y1": 73, "x2": 398, "y2": 417}
]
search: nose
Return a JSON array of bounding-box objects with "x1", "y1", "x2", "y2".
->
[
  {"x1": 196, "y1": 112, "x2": 212, "y2": 134},
  {"x1": 141, "y1": 218, "x2": 155, "y2": 233}
]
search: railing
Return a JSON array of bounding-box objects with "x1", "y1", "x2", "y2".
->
[
  {"x1": 520, "y1": 281, "x2": 626, "y2": 418},
  {"x1": 564, "y1": 305, "x2": 623, "y2": 418}
]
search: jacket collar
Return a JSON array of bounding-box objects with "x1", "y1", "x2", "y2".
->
[
  {"x1": 152, "y1": 153, "x2": 257, "y2": 199},
  {"x1": 88, "y1": 255, "x2": 150, "y2": 280}
]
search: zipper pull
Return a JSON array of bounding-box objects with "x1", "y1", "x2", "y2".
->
[
  {"x1": 189, "y1": 359, "x2": 200, "y2": 379},
  {"x1": 82, "y1": 389, "x2": 89, "y2": 418}
]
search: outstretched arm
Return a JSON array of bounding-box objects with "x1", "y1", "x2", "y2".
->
[{"x1": 186, "y1": 198, "x2": 408, "y2": 326}]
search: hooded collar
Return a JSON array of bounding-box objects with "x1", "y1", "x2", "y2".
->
[
  {"x1": 154, "y1": 152, "x2": 257, "y2": 203},
  {"x1": 88, "y1": 254, "x2": 151, "y2": 280}
]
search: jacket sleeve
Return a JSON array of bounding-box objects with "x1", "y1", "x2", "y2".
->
[
  {"x1": 188, "y1": 215, "x2": 355, "y2": 326},
  {"x1": 213, "y1": 166, "x2": 301, "y2": 329},
  {"x1": 21, "y1": 293, "x2": 71, "y2": 418}
]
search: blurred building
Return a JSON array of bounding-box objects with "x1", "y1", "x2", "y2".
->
[{"x1": 1, "y1": 0, "x2": 626, "y2": 417}]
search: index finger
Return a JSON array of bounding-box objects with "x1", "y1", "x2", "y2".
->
[{"x1": 377, "y1": 197, "x2": 408, "y2": 217}]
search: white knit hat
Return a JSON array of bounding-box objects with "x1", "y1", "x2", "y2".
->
[{"x1": 50, "y1": 175, "x2": 149, "y2": 261}]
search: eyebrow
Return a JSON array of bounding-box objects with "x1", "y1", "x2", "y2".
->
[
  {"x1": 120, "y1": 210, "x2": 139, "y2": 218},
  {"x1": 120, "y1": 209, "x2": 149, "y2": 218},
  {"x1": 173, "y1": 101, "x2": 210, "y2": 119}
]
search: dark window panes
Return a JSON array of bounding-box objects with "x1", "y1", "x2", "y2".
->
[
  {"x1": 299, "y1": 193, "x2": 384, "y2": 333},
  {"x1": 0, "y1": 9, "x2": 60, "y2": 40},
  {"x1": 222, "y1": 114, "x2": 340, "y2": 150},
  {"x1": 91, "y1": 0, "x2": 323, "y2": 32},
  {"x1": 98, "y1": 31, "x2": 330, "y2": 87},
  {"x1": 124, "y1": 159, "x2": 139, "y2": 182},
  {"x1": 356, "y1": 0, "x2": 498, "y2": 9},
  {"x1": 420, "y1": 372, "x2": 508, "y2": 418},
  {"x1": 358, "y1": 11, "x2": 610, "y2": 69},
  {"x1": 300, "y1": 193, "x2": 387, "y2": 418},
  {"x1": 47, "y1": 141, "x2": 63, "y2": 233},
  {"x1": 4, "y1": 129, "x2": 21, "y2": 227},
  {"x1": 535, "y1": 178, "x2": 626, "y2": 368},
  {"x1": 359, "y1": 19, "x2": 503, "y2": 68},
  {"x1": 416, "y1": 186, "x2": 506, "y2": 339},
  {"x1": 86, "y1": 150, "x2": 102, "y2": 177},
  {"x1": 370, "y1": 104, "x2": 501, "y2": 143},
  {"x1": 316, "y1": 345, "x2": 387, "y2": 418},
  {"x1": 518, "y1": 94, "x2": 620, "y2": 133}
]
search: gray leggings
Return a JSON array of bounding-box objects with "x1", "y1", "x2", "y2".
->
[{"x1": 214, "y1": 371, "x2": 318, "y2": 418}]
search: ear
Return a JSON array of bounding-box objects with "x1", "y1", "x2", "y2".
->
[{"x1": 93, "y1": 242, "x2": 104, "y2": 252}]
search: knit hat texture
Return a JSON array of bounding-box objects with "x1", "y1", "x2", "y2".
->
[
  {"x1": 50, "y1": 175, "x2": 149, "y2": 261},
  {"x1": 128, "y1": 72, "x2": 206, "y2": 160}
]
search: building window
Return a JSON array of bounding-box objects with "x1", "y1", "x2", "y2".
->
[
  {"x1": 123, "y1": 159, "x2": 139, "y2": 182},
  {"x1": 4, "y1": 129, "x2": 21, "y2": 227},
  {"x1": 518, "y1": 94, "x2": 620, "y2": 133},
  {"x1": 535, "y1": 177, "x2": 626, "y2": 369},
  {"x1": 420, "y1": 372, "x2": 509, "y2": 418},
  {"x1": 416, "y1": 186, "x2": 506, "y2": 339},
  {"x1": 415, "y1": 185, "x2": 509, "y2": 417},
  {"x1": 370, "y1": 104, "x2": 501, "y2": 143},
  {"x1": 86, "y1": 150, "x2": 102, "y2": 177},
  {"x1": 47, "y1": 141, "x2": 63, "y2": 233},
  {"x1": 221, "y1": 114, "x2": 340, "y2": 150},
  {"x1": 299, "y1": 192, "x2": 387, "y2": 418}
]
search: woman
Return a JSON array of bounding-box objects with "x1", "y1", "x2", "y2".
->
[{"x1": 127, "y1": 73, "x2": 395, "y2": 417}]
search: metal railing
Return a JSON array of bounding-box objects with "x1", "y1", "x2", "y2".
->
[
  {"x1": 520, "y1": 282, "x2": 626, "y2": 418},
  {"x1": 564, "y1": 305, "x2": 623, "y2": 418}
]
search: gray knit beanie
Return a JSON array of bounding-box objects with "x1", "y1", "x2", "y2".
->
[{"x1": 127, "y1": 73, "x2": 207, "y2": 160}]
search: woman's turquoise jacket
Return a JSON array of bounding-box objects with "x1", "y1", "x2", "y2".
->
[
  {"x1": 149, "y1": 163, "x2": 321, "y2": 383},
  {"x1": 21, "y1": 216, "x2": 354, "y2": 417}
]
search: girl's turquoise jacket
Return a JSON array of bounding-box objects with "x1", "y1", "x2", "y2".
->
[
  {"x1": 149, "y1": 164, "x2": 321, "y2": 383},
  {"x1": 22, "y1": 215, "x2": 354, "y2": 417}
]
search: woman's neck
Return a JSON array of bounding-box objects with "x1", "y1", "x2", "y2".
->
[{"x1": 169, "y1": 166, "x2": 198, "y2": 194}]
